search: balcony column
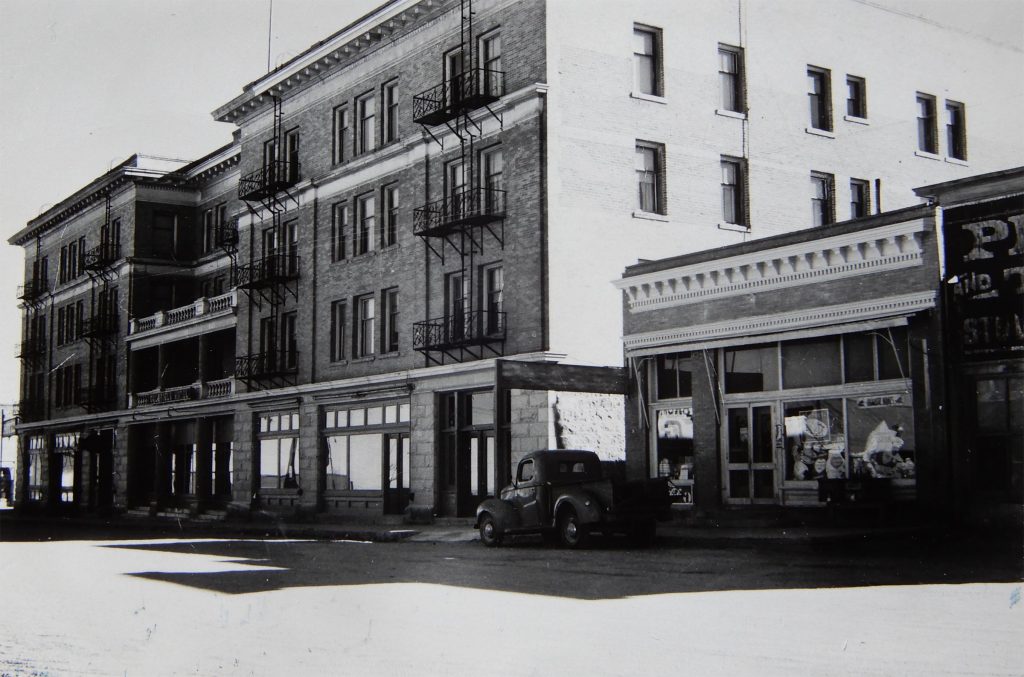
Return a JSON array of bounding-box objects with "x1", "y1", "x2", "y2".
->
[
  {"x1": 151, "y1": 421, "x2": 172, "y2": 513},
  {"x1": 194, "y1": 417, "x2": 213, "y2": 505}
]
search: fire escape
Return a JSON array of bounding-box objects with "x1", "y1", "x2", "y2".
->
[
  {"x1": 17, "y1": 254, "x2": 50, "y2": 421},
  {"x1": 411, "y1": 0, "x2": 506, "y2": 365},
  {"x1": 235, "y1": 95, "x2": 301, "y2": 389},
  {"x1": 80, "y1": 193, "x2": 122, "y2": 412}
]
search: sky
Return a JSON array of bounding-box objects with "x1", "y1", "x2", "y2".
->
[{"x1": 0, "y1": 0, "x2": 1021, "y2": 406}]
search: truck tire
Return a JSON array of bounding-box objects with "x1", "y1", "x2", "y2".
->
[
  {"x1": 478, "y1": 513, "x2": 503, "y2": 547},
  {"x1": 558, "y1": 508, "x2": 590, "y2": 549}
]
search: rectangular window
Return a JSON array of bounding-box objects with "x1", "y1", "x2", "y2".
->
[
  {"x1": 330, "y1": 300, "x2": 346, "y2": 362},
  {"x1": 633, "y1": 25, "x2": 662, "y2": 96},
  {"x1": 357, "y1": 92, "x2": 376, "y2": 155},
  {"x1": 59, "y1": 246, "x2": 67, "y2": 284},
  {"x1": 724, "y1": 345, "x2": 779, "y2": 394},
  {"x1": 850, "y1": 178, "x2": 870, "y2": 219},
  {"x1": 810, "y1": 172, "x2": 835, "y2": 227},
  {"x1": 782, "y1": 337, "x2": 842, "y2": 389},
  {"x1": 846, "y1": 75, "x2": 866, "y2": 118},
  {"x1": 68, "y1": 240, "x2": 79, "y2": 280},
  {"x1": 333, "y1": 105, "x2": 350, "y2": 164},
  {"x1": 259, "y1": 436, "x2": 300, "y2": 490},
  {"x1": 483, "y1": 264, "x2": 504, "y2": 335},
  {"x1": 479, "y1": 31, "x2": 503, "y2": 96},
  {"x1": 807, "y1": 67, "x2": 832, "y2": 131},
  {"x1": 202, "y1": 209, "x2": 215, "y2": 253},
  {"x1": 382, "y1": 81, "x2": 398, "y2": 145},
  {"x1": 280, "y1": 311, "x2": 297, "y2": 370},
  {"x1": 481, "y1": 146, "x2": 504, "y2": 213},
  {"x1": 331, "y1": 202, "x2": 349, "y2": 262},
  {"x1": 446, "y1": 272, "x2": 468, "y2": 341},
  {"x1": 636, "y1": 142, "x2": 665, "y2": 214},
  {"x1": 284, "y1": 129, "x2": 300, "y2": 183},
  {"x1": 57, "y1": 306, "x2": 66, "y2": 345},
  {"x1": 355, "y1": 294, "x2": 376, "y2": 358},
  {"x1": 356, "y1": 193, "x2": 376, "y2": 255},
  {"x1": 656, "y1": 352, "x2": 693, "y2": 400},
  {"x1": 945, "y1": 100, "x2": 967, "y2": 160},
  {"x1": 718, "y1": 45, "x2": 744, "y2": 113},
  {"x1": 720, "y1": 157, "x2": 746, "y2": 226},
  {"x1": 382, "y1": 288, "x2": 399, "y2": 353},
  {"x1": 917, "y1": 94, "x2": 938, "y2": 153},
  {"x1": 382, "y1": 184, "x2": 398, "y2": 248}
]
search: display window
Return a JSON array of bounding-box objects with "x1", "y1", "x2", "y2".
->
[
  {"x1": 847, "y1": 395, "x2": 916, "y2": 481},
  {"x1": 54, "y1": 432, "x2": 79, "y2": 503},
  {"x1": 783, "y1": 399, "x2": 845, "y2": 481},
  {"x1": 257, "y1": 411, "x2": 300, "y2": 490},
  {"x1": 323, "y1": 400, "x2": 411, "y2": 504},
  {"x1": 27, "y1": 435, "x2": 45, "y2": 501},
  {"x1": 650, "y1": 353, "x2": 696, "y2": 504}
]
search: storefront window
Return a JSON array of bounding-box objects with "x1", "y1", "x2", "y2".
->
[
  {"x1": 54, "y1": 432, "x2": 79, "y2": 503},
  {"x1": 843, "y1": 333, "x2": 875, "y2": 383},
  {"x1": 655, "y1": 407, "x2": 695, "y2": 504},
  {"x1": 259, "y1": 437, "x2": 300, "y2": 489},
  {"x1": 847, "y1": 395, "x2": 915, "y2": 480},
  {"x1": 783, "y1": 399, "x2": 845, "y2": 481},
  {"x1": 724, "y1": 345, "x2": 778, "y2": 393},
  {"x1": 656, "y1": 353, "x2": 693, "y2": 399},
  {"x1": 27, "y1": 435, "x2": 45, "y2": 501},
  {"x1": 843, "y1": 328, "x2": 910, "y2": 383},
  {"x1": 782, "y1": 337, "x2": 841, "y2": 389},
  {"x1": 876, "y1": 328, "x2": 910, "y2": 381},
  {"x1": 349, "y1": 434, "x2": 383, "y2": 490},
  {"x1": 324, "y1": 401, "x2": 411, "y2": 494}
]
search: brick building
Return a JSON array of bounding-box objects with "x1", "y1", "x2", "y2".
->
[
  {"x1": 616, "y1": 166, "x2": 1023, "y2": 521},
  {"x1": 10, "y1": 0, "x2": 1023, "y2": 522}
]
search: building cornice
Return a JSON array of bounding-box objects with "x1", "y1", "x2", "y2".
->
[
  {"x1": 616, "y1": 218, "x2": 929, "y2": 313},
  {"x1": 622, "y1": 291, "x2": 937, "y2": 352}
]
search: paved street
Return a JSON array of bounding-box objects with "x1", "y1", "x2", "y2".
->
[{"x1": 1, "y1": 522, "x2": 1021, "y2": 676}]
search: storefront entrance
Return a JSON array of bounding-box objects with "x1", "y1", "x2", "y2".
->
[
  {"x1": 438, "y1": 390, "x2": 496, "y2": 517},
  {"x1": 383, "y1": 432, "x2": 412, "y2": 514},
  {"x1": 724, "y1": 403, "x2": 778, "y2": 504}
]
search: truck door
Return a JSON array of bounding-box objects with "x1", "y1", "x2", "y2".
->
[{"x1": 510, "y1": 458, "x2": 542, "y2": 527}]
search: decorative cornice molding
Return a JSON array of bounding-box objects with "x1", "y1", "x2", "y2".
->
[
  {"x1": 622, "y1": 291, "x2": 937, "y2": 351},
  {"x1": 617, "y1": 219, "x2": 929, "y2": 313}
]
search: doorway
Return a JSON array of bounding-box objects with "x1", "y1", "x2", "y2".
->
[
  {"x1": 383, "y1": 432, "x2": 411, "y2": 514},
  {"x1": 724, "y1": 403, "x2": 778, "y2": 504}
]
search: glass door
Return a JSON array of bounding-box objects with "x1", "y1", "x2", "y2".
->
[
  {"x1": 383, "y1": 433, "x2": 411, "y2": 514},
  {"x1": 724, "y1": 403, "x2": 778, "y2": 504}
]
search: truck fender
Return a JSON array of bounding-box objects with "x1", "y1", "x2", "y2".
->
[
  {"x1": 475, "y1": 498, "x2": 520, "y2": 531},
  {"x1": 551, "y1": 492, "x2": 604, "y2": 527}
]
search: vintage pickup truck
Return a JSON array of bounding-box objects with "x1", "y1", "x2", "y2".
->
[{"x1": 475, "y1": 450, "x2": 672, "y2": 548}]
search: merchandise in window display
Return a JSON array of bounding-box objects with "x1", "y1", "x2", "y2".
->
[
  {"x1": 786, "y1": 407, "x2": 846, "y2": 480},
  {"x1": 852, "y1": 420, "x2": 915, "y2": 479}
]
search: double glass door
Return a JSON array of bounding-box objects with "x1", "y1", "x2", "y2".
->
[{"x1": 724, "y1": 403, "x2": 778, "y2": 504}]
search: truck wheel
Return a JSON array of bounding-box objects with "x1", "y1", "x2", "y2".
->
[
  {"x1": 629, "y1": 519, "x2": 657, "y2": 548},
  {"x1": 478, "y1": 513, "x2": 503, "y2": 547},
  {"x1": 558, "y1": 508, "x2": 590, "y2": 549}
]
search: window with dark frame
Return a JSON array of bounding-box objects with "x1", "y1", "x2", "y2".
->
[
  {"x1": 481, "y1": 146, "x2": 504, "y2": 213},
  {"x1": 807, "y1": 66, "x2": 832, "y2": 131},
  {"x1": 479, "y1": 31, "x2": 502, "y2": 96},
  {"x1": 281, "y1": 311, "x2": 297, "y2": 370},
  {"x1": 382, "y1": 288, "x2": 399, "y2": 353},
  {"x1": 382, "y1": 184, "x2": 398, "y2": 248},
  {"x1": 917, "y1": 94, "x2": 938, "y2": 153},
  {"x1": 850, "y1": 178, "x2": 870, "y2": 219},
  {"x1": 356, "y1": 193, "x2": 376, "y2": 256},
  {"x1": 846, "y1": 75, "x2": 866, "y2": 118},
  {"x1": 330, "y1": 300, "x2": 346, "y2": 362},
  {"x1": 357, "y1": 92, "x2": 376, "y2": 155},
  {"x1": 656, "y1": 353, "x2": 693, "y2": 400},
  {"x1": 633, "y1": 25, "x2": 662, "y2": 97},
  {"x1": 810, "y1": 171, "x2": 835, "y2": 227},
  {"x1": 354, "y1": 294, "x2": 376, "y2": 358},
  {"x1": 718, "y1": 45, "x2": 744, "y2": 113},
  {"x1": 483, "y1": 264, "x2": 504, "y2": 335},
  {"x1": 946, "y1": 100, "x2": 967, "y2": 160},
  {"x1": 382, "y1": 81, "x2": 398, "y2": 145},
  {"x1": 333, "y1": 105, "x2": 350, "y2": 164},
  {"x1": 720, "y1": 157, "x2": 746, "y2": 226},
  {"x1": 636, "y1": 142, "x2": 665, "y2": 214},
  {"x1": 331, "y1": 202, "x2": 349, "y2": 261}
]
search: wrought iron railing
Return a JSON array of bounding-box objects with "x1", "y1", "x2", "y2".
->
[
  {"x1": 412, "y1": 68, "x2": 505, "y2": 125},
  {"x1": 17, "y1": 280, "x2": 48, "y2": 302},
  {"x1": 413, "y1": 310, "x2": 506, "y2": 351},
  {"x1": 16, "y1": 337, "x2": 46, "y2": 359},
  {"x1": 216, "y1": 223, "x2": 239, "y2": 247},
  {"x1": 413, "y1": 186, "x2": 506, "y2": 236},
  {"x1": 17, "y1": 400, "x2": 45, "y2": 422},
  {"x1": 236, "y1": 350, "x2": 299, "y2": 379},
  {"x1": 81, "y1": 313, "x2": 119, "y2": 337},
  {"x1": 235, "y1": 254, "x2": 300, "y2": 289},
  {"x1": 238, "y1": 160, "x2": 301, "y2": 201},
  {"x1": 82, "y1": 242, "x2": 122, "y2": 270}
]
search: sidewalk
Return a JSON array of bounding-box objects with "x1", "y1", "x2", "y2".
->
[{"x1": 1, "y1": 507, "x2": 945, "y2": 546}]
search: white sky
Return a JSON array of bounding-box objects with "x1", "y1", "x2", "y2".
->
[{"x1": 0, "y1": 0, "x2": 1021, "y2": 405}]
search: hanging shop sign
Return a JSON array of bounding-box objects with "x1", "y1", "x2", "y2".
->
[{"x1": 944, "y1": 198, "x2": 1024, "y2": 361}]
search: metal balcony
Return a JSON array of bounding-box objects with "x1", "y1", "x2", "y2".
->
[
  {"x1": 81, "y1": 313, "x2": 119, "y2": 338},
  {"x1": 16, "y1": 338, "x2": 46, "y2": 360},
  {"x1": 82, "y1": 242, "x2": 122, "y2": 271},
  {"x1": 17, "y1": 400, "x2": 45, "y2": 423},
  {"x1": 17, "y1": 280, "x2": 48, "y2": 303},
  {"x1": 238, "y1": 160, "x2": 301, "y2": 202},
  {"x1": 236, "y1": 350, "x2": 298, "y2": 380},
  {"x1": 412, "y1": 68, "x2": 505, "y2": 126},
  {"x1": 235, "y1": 254, "x2": 300, "y2": 289},
  {"x1": 216, "y1": 223, "x2": 239, "y2": 247},
  {"x1": 413, "y1": 186, "x2": 506, "y2": 238},
  {"x1": 413, "y1": 310, "x2": 506, "y2": 352},
  {"x1": 80, "y1": 386, "x2": 118, "y2": 412}
]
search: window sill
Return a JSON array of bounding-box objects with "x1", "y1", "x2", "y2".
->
[
  {"x1": 351, "y1": 355, "x2": 376, "y2": 364},
  {"x1": 376, "y1": 351, "x2": 401, "y2": 361},
  {"x1": 843, "y1": 115, "x2": 869, "y2": 125},
  {"x1": 632, "y1": 210, "x2": 670, "y2": 222},
  {"x1": 630, "y1": 92, "x2": 667, "y2": 105},
  {"x1": 804, "y1": 127, "x2": 835, "y2": 139},
  {"x1": 944, "y1": 156, "x2": 969, "y2": 166},
  {"x1": 328, "y1": 359, "x2": 349, "y2": 366},
  {"x1": 717, "y1": 222, "x2": 751, "y2": 233},
  {"x1": 914, "y1": 150, "x2": 942, "y2": 161},
  {"x1": 715, "y1": 108, "x2": 746, "y2": 120}
]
